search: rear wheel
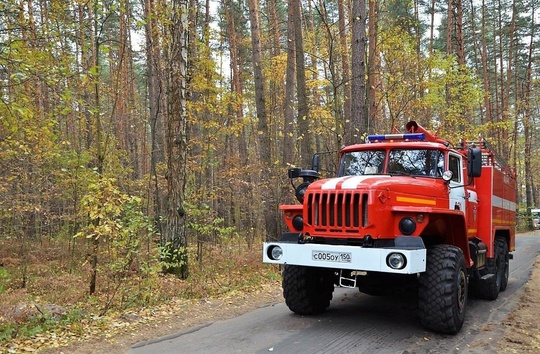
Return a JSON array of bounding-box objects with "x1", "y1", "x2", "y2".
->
[
  {"x1": 495, "y1": 237, "x2": 509, "y2": 292},
  {"x1": 418, "y1": 245, "x2": 468, "y2": 334},
  {"x1": 282, "y1": 265, "x2": 335, "y2": 315}
]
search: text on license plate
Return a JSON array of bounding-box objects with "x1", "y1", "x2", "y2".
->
[{"x1": 312, "y1": 251, "x2": 352, "y2": 263}]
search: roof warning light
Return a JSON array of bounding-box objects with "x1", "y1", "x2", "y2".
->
[{"x1": 367, "y1": 133, "x2": 425, "y2": 142}]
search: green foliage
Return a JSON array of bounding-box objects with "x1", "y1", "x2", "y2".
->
[
  {"x1": 159, "y1": 243, "x2": 188, "y2": 271},
  {"x1": 515, "y1": 204, "x2": 538, "y2": 232},
  {"x1": 187, "y1": 202, "x2": 237, "y2": 243},
  {"x1": 0, "y1": 306, "x2": 87, "y2": 343},
  {"x1": 0, "y1": 268, "x2": 10, "y2": 293},
  {"x1": 75, "y1": 176, "x2": 157, "y2": 298},
  {"x1": 377, "y1": 23, "x2": 486, "y2": 139},
  {"x1": 107, "y1": 196, "x2": 155, "y2": 276}
]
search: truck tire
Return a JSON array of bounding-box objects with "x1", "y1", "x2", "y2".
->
[
  {"x1": 495, "y1": 237, "x2": 509, "y2": 292},
  {"x1": 418, "y1": 245, "x2": 468, "y2": 334},
  {"x1": 282, "y1": 265, "x2": 335, "y2": 315}
]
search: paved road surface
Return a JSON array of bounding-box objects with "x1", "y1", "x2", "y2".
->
[{"x1": 129, "y1": 234, "x2": 540, "y2": 354}]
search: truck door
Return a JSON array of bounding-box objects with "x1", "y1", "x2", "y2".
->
[
  {"x1": 448, "y1": 153, "x2": 466, "y2": 214},
  {"x1": 448, "y1": 153, "x2": 478, "y2": 236},
  {"x1": 465, "y1": 188, "x2": 479, "y2": 236}
]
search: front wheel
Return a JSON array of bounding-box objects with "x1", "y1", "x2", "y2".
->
[
  {"x1": 282, "y1": 265, "x2": 335, "y2": 315},
  {"x1": 418, "y1": 245, "x2": 468, "y2": 334}
]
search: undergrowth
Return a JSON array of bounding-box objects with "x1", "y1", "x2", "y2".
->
[{"x1": 0, "y1": 237, "x2": 281, "y2": 344}]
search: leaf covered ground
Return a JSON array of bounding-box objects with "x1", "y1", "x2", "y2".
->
[
  {"x1": 497, "y1": 256, "x2": 540, "y2": 353},
  {"x1": 0, "y1": 238, "x2": 282, "y2": 353},
  {"x1": 1, "y1": 243, "x2": 539, "y2": 353}
]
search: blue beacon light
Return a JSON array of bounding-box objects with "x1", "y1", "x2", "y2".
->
[{"x1": 367, "y1": 133, "x2": 425, "y2": 142}]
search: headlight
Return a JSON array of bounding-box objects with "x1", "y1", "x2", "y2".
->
[
  {"x1": 267, "y1": 246, "x2": 283, "y2": 260},
  {"x1": 442, "y1": 170, "x2": 453, "y2": 182},
  {"x1": 399, "y1": 217, "x2": 416, "y2": 235},
  {"x1": 387, "y1": 252, "x2": 407, "y2": 270}
]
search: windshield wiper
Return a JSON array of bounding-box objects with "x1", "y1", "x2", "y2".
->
[{"x1": 388, "y1": 171, "x2": 417, "y2": 177}]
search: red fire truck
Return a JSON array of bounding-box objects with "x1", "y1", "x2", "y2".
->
[{"x1": 263, "y1": 121, "x2": 516, "y2": 334}]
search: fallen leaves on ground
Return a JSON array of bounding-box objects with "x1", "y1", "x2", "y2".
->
[
  {"x1": 497, "y1": 258, "x2": 540, "y2": 353},
  {"x1": 1, "y1": 281, "x2": 282, "y2": 354}
]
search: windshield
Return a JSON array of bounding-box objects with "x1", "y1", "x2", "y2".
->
[
  {"x1": 388, "y1": 149, "x2": 444, "y2": 177},
  {"x1": 339, "y1": 150, "x2": 386, "y2": 176},
  {"x1": 339, "y1": 149, "x2": 444, "y2": 177}
]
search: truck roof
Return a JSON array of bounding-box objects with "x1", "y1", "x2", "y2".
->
[{"x1": 340, "y1": 140, "x2": 451, "y2": 154}]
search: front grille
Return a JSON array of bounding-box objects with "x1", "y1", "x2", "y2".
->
[{"x1": 306, "y1": 191, "x2": 368, "y2": 233}]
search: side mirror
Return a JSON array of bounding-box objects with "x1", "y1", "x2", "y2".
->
[
  {"x1": 287, "y1": 167, "x2": 319, "y2": 203},
  {"x1": 288, "y1": 167, "x2": 301, "y2": 179},
  {"x1": 311, "y1": 154, "x2": 320, "y2": 172},
  {"x1": 468, "y1": 148, "x2": 482, "y2": 178}
]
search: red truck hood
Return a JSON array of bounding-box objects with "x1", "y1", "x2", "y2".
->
[{"x1": 308, "y1": 175, "x2": 446, "y2": 201}]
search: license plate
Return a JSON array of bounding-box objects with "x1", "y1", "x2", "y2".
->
[{"x1": 312, "y1": 251, "x2": 352, "y2": 263}]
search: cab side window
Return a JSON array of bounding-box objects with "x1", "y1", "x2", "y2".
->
[{"x1": 449, "y1": 155, "x2": 461, "y2": 183}]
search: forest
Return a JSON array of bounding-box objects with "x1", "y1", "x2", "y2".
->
[{"x1": 0, "y1": 0, "x2": 539, "y2": 347}]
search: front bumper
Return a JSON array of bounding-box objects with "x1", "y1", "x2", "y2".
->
[{"x1": 263, "y1": 242, "x2": 426, "y2": 274}]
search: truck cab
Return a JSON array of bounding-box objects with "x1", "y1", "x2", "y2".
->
[{"x1": 263, "y1": 121, "x2": 516, "y2": 334}]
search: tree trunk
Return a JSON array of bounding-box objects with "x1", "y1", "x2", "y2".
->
[
  {"x1": 89, "y1": 0, "x2": 105, "y2": 295},
  {"x1": 501, "y1": 0, "x2": 516, "y2": 162},
  {"x1": 144, "y1": 0, "x2": 165, "y2": 238},
  {"x1": 468, "y1": 0, "x2": 483, "y2": 124},
  {"x1": 446, "y1": 0, "x2": 453, "y2": 55},
  {"x1": 248, "y1": 0, "x2": 277, "y2": 241},
  {"x1": 248, "y1": 0, "x2": 268, "y2": 163},
  {"x1": 367, "y1": 0, "x2": 379, "y2": 132},
  {"x1": 348, "y1": 0, "x2": 367, "y2": 145},
  {"x1": 338, "y1": 0, "x2": 351, "y2": 141},
  {"x1": 283, "y1": 0, "x2": 296, "y2": 166},
  {"x1": 268, "y1": 0, "x2": 281, "y2": 56},
  {"x1": 480, "y1": 0, "x2": 492, "y2": 126},
  {"x1": 496, "y1": 0, "x2": 505, "y2": 157},
  {"x1": 523, "y1": 0, "x2": 535, "y2": 227},
  {"x1": 455, "y1": 0, "x2": 464, "y2": 66},
  {"x1": 291, "y1": 0, "x2": 310, "y2": 166},
  {"x1": 162, "y1": 0, "x2": 189, "y2": 279},
  {"x1": 429, "y1": 0, "x2": 435, "y2": 54}
]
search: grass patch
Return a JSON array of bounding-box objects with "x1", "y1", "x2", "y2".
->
[{"x1": 0, "y1": 268, "x2": 10, "y2": 294}]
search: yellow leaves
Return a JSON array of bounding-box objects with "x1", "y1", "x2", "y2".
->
[
  {"x1": 267, "y1": 53, "x2": 287, "y2": 80},
  {"x1": 376, "y1": 22, "x2": 486, "y2": 134},
  {"x1": 76, "y1": 177, "x2": 149, "y2": 243}
]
